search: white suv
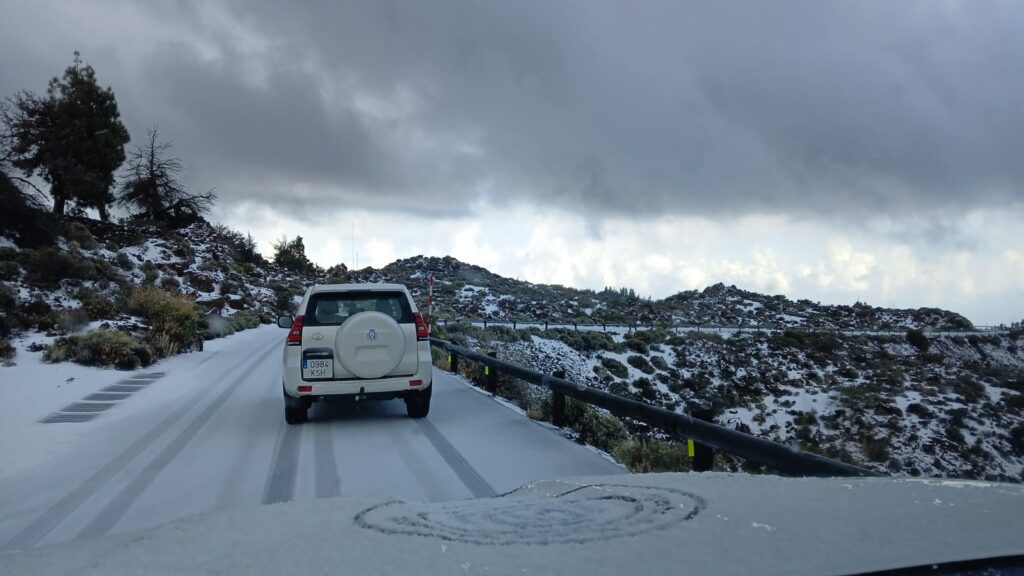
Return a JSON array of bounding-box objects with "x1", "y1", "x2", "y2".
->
[{"x1": 277, "y1": 283, "x2": 433, "y2": 424}]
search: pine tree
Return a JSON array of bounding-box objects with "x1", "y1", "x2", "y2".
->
[{"x1": 2, "y1": 52, "x2": 129, "y2": 220}]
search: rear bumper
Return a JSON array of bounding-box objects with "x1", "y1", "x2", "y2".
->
[
  {"x1": 283, "y1": 373, "x2": 432, "y2": 399},
  {"x1": 282, "y1": 342, "x2": 433, "y2": 399}
]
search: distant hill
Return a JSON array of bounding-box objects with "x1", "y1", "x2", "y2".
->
[{"x1": 332, "y1": 255, "x2": 973, "y2": 331}]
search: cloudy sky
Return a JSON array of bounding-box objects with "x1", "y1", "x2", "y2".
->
[{"x1": 2, "y1": 1, "x2": 1022, "y2": 324}]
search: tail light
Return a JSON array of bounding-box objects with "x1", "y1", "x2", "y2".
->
[
  {"x1": 414, "y1": 313, "x2": 428, "y2": 340},
  {"x1": 287, "y1": 315, "x2": 304, "y2": 345}
]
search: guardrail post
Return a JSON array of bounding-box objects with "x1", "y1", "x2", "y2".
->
[
  {"x1": 544, "y1": 321, "x2": 548, "y2": 330},
  {"x1": 691, "y1": 407, "x2": 716, "y2": 472},
  {"x1": 552, "y1": 391, "x2": 566, "y2": 427},
  {"x1": 486, "y1": 351, "x2": 497, "y2": 393},
  {"x1": 483, "y1": 320, "x2": 487, "y2": 328},
  {"x1": 551, "y1": 369, "x2": 567, "y2": 427},
  {"x1": 450, "y1": 350, "x2": 459, "y2": 374},
  {"x1": 513, "y1": 320, "x2": 517, "y2": 329}
]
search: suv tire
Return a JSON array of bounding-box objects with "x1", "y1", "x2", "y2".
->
[
  {"x1": 405, "y1": 387, "x2": 431, "y2": 419},
  {"x1": 284, "y1": 389, "x2": 309, "y2": 425}
]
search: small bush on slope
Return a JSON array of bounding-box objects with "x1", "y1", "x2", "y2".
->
[
  {"x1": 0, "y1": 338, "x2": 15, "y2": 361},
  {"x1": 613, "y1": 437, "x2": 692, "y2": 473},
  {"x1": 44, "y1": 330, "x2": 153, "y2": 369},
  {"x1": 128, "y1": 286, "x2": 198, "y2": 352}
]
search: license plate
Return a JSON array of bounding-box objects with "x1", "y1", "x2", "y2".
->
[{"x1": 302, "y1": 358, "x2": 333, "y2": 380}]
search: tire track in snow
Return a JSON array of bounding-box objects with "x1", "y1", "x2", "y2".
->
[
  {"x1": 213, "y1": 363, "x2": 283, "y2": 509},
  {"x1": 77, "y1": 340, "x2": 280, "y2": 540},
  {"x1": 263, "y1": 422, "x2": 303, "y2": 504},
  {"x1": 388, "y1": 422, "x2": 452, "y2": 502},
  {"x1": 1, "y1": 397, "x2": 212, "y2": 552},
  {"x1": 313, "y1": 420, "x2": 340, "y2": 499},
  {"x1": 416, "y1": 419, "x2": 497, "y2": 498},
  {"x1": 0, "y1": 334, "x2": 281, "y2": 551}
]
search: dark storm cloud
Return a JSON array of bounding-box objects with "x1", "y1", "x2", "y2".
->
[
  {"x1": 2, "y1": 0, "x2": 1023, "y2": 221},
  {"x1": 140, "y1": 48, "x2": 396, "y2": 201}
]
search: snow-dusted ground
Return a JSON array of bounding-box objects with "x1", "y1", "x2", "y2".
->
[
  {"x1": 0, "y1": 330, "x2": 246, "y2": 479},
  {"x1": 0, "y1": 325, "x2": 622, "y2": 553}
]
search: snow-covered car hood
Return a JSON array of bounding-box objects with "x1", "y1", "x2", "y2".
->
[{"x1": 3, "y1": 472, "x2": 1023, "y2": 575}]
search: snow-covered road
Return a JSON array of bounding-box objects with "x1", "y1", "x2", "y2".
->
[{"x1": 0, "y1": 325, "x2": 623, "y2": 552}]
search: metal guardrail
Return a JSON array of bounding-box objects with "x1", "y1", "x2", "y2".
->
[
  {"x1": 430, "y1": 337, "x2": 881, "y2": 478},
  {"x1": 434, "y1": 318, "x2": 1015, "y2": 336}
]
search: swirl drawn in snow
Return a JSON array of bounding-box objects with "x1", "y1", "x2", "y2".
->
[{"x1": 354, "y1": 483, "x2": 705, "y2": 546}]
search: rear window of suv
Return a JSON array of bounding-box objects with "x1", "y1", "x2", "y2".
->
[{"x1": 304, "y1": 291, "x2": 415, "y2": 326}]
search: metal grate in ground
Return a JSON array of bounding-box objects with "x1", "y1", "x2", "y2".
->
[
  {"x1": 84, "y1": 392, "x2": 132, "y2": 402},
  {"x1": 39, "y1": 413, "x2": 97, "y2": 423},
  {"x1": 60, "y1": 402, "x2": 116, "y2": 413},
  {"x1": 40, "y1": 372, "x2": 167, "y2": 423},
  {"x1": 103, "y1": 384, "x2": 147, "y2": 393}
]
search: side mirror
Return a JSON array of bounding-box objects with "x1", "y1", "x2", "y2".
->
[{"x1": 277, "y1": 315, "x2": 293, "y2": 329}]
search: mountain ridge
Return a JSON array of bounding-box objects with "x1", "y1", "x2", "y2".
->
[{"x1": 339, "y1": 254, "x2": 978, "y2": 331}]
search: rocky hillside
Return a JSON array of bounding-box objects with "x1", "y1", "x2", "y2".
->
[
  {"x1": 440, "y1": 323, "x2": 1024, "y2": 482},
  {"x1": 0, "y1": 215, "x2": 313, "y2": 368},
  {"x1": 338, "y1": 256, "x2": 593, "y2": 322}
]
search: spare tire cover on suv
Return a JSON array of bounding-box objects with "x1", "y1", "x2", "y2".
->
[{"x1": 335, "y1": 311, "x2": 406, "y2": 379}]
